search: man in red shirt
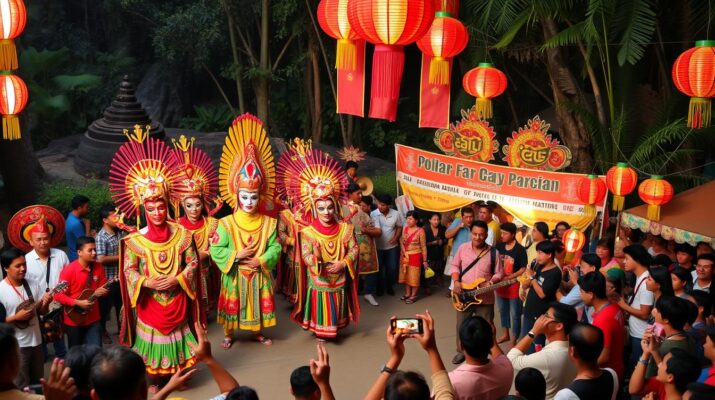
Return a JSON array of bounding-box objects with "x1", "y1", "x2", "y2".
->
[
  {"x1": 54, "y1": 236, "x2": 108, "y2": 348},
  {"x1": 578, "y1": 271, "x2": 624, "y2": 380}
]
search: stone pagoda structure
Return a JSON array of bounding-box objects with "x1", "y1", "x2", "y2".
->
[{"x1": 74, "y1": 75, "x2": 165, "y2": 177}]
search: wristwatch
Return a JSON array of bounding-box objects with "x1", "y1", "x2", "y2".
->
[
  {"x1": 380, "y1": 364, "x2": 396, "y2": 374},
  {"x1": 527, "y1": 331, "x2": 535, "y2": 339}
]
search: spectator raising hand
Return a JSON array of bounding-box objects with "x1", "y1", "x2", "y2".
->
[
  {"x1": 309, "y1": 344, "x2": 335, "y2": 400},
  {"x1": 187, "y1": 321, "x2": 240, "y2": 397},
  {"x1": 41, "y1": 358, "x2": 78, "y2": 400}
]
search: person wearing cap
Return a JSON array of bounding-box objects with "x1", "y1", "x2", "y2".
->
[
  {"x1": 495, "y1": 222, "x2": 528, "y2": 345},
  {"x1": 476, "y1": 201, "x2": 500, "y2": 245},
  {"x1": 370, "y1": 194, "x2": 402, "y2": 297}
]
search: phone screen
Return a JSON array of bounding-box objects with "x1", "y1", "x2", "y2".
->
[{"x1": 391, "y1": 318, "x2": 423, "y2": 335}]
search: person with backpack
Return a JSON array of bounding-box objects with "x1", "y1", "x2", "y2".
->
[{"x1": 449, "y1": 220, "x2": 503, "y2": 365}]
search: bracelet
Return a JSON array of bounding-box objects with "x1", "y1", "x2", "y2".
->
[
  {"x1": 380, "y1": 364, "x2": 396, "y2": 374},
  {"x1": 527, "y1": 331, "x2": 535, "y2": 339},
  {"x1": 638, "y1": 358, "x2": 649, "y2": 366}
]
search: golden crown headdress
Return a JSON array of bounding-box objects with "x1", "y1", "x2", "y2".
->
[
  {"x1": 109, "y1": 125, "x2": 179, "y2": 221},
  {"x1": 218, "y1": 113, "x2": 275, "y2": 211},
  {"x1": 171, "y1": 135, "x2": 218, "y2": 205}
]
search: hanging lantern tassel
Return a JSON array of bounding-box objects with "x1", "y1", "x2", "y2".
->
[
  {"x1": 370, "y1": 44, "x2": 405, "y2": 121},
  {"x1": 611, "y1": 195, "x2": 625, "y2": 212},
  {"x1": 0, "y1": 39, "x2": 17, "y2": 71},
  {"x1": 476, "y1": 97, "x2": 493, "y2": 119},
  {"x1": 688, "y1": 97, "x2": 711, "y2": 128},
  {"x1": 646, "y1": 204, "x2": 662, "y2": 221},
  {"x1": 336, "y1": 39, "x2": 357, "y2": 71},
  {"x1": 429, "y1": 56, "x2": 450, "y2": 85},
  {"x1": 2, "y1": 114, "x2": 20, "y2": 140}
]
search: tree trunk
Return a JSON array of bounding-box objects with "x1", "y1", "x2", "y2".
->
[
  {"x1": 0, "y1": 130, "x2": 45, "y2": 212},
  {"x1": 256, "y1": 0, "x2": 271, "y2": 123},
  {"x1": 542, "y1": 19, "x2": 595, "y2": 173},
  {"x1": 304, "y1": 53, "x2": 314, "y2": 140},
  {"x1": 307, "y1": 20, "x2": 322, "y2": 143}
]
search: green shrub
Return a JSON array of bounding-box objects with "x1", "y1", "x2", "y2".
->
[
  {"x1": 371, "y1": 172, "x2": 398, "y2": 199},
  {"x1": 38, "y1": 181, "x2": 114, "y2": 229},
  {"x1": 179, "y1": 105, "x2": 233, "y2": 132}
]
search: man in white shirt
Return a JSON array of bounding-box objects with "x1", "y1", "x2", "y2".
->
[
  {"x1": 0, "y1": 247, "x2": 52, "y2": 388},
  {"x1": 693, "y1": 254, "x2": 714, "y2": 293},
  {"x1": 507, "y1": 302, "x2": 577, "y2": 400},
  {"x1": 616, "y1": 244, "x2": 654, "y2": 374},
  {"x1": 369, "y1": 194, "x2": 402, "y2": 298}
]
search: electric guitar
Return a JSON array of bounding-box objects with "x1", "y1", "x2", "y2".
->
[
  {"x1": 13, "y1": 281, "x2": 68, "y2": 329},
  {"x1": 65, "y1": 277, "x2": 119, "y2": 325},
  {"x1": 451, "y1": 275, "x2": 529, "y2": 311}
]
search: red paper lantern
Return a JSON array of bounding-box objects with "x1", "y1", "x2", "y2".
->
[
  {"x1": 672, "y1": 40, "x2": 715, "y2": 128},
  {"x1": 434, "y1": 0, "x2": 459, "y2": 14},
  {"x1": 0, "y1": 72, "x2": 27, "y2": 140},
  {"x1": 577, "y1": 174, "x2": 607, "y2": 214},
  {"x1": 462, "y1": 63, "x2": 507, "y2": 119},
  {"x1": 348, "y1": 0, "x2": 434, "y2": 121},
  {"x1": 416, "y1": 12, "x2": 468, "y2": 85},
  {"x1": 606, "y1": 162, "x2": 638, "y2": 211},
  {"x1": 638, "y1": 175, "x2": 674, "y2": 221},
  {"x1": 317, "y1": 0, "x2": 362, "y2": 71},
  {"x1": 563, "y1": 228, "x2": 587, "y2": 253},
  {"x1": 0, "y1": 0, "x2": 26, "y2": 71}
]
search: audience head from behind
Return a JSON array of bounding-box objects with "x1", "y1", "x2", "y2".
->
[
  {"x1": 0, "y1": 323, "x2": 20, "y2": 387},
  {"x1": 514, "y1": 367, "x2": 546, "y2": 400},
  {"x1": 290, "y1": 366, "x2": 319, "y2": 400},
  {"x1": 459, "y1": 316, "x2": 493, "y2": 363},
  {"x1": 90, "y1": 346, "x2": 147, "y2": 400},
  {"x1": 384, "y1": 371, "x2": 430, "y2": 400},
  {"x1": 623, "y1": 243, "x2": 652, "y2": 272},
  {"x1": 66, "y1": 344, "x2": 102, "y2": 399},
  {"x1": 657, "y1": 348, "x2": 701, "y2": 396},
  {"x1": 652, "y1": 295, "x2": 690, "y2": 332},
  {"x1": 544, "y1": 302, "x2": 578, "y2": 339},
  {"x1": 684, "y1": 382, "x2": 715, "y2": 400},
  {"x1": 579, "y1": 271, "x2": 607, "y2": 306},
  {"x1": 605, "y1": 274, "x2": 622, "y2": 298},
  {"x1": 691, "y1": 290, "x2": 712, "y2": 323},
  {"x1": 567, "y1": 323, "x2": 603, "y2": 366},
  {"x1": 226, "y1": 386, "x2": 260, "y2": 400}
]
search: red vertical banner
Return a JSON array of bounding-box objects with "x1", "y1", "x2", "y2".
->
[
  {"x1": 336, "y1": 39, "x2": 366, "y2": 117},
  {"x1": 419, "y1": 54, "x2": 452, "y2": 128}
]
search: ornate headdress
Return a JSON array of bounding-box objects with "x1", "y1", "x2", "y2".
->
[
  {"x1": 171, "y1": 135, "x2": 218, "y2": 206},
  {"x1": 276, "y1": 138, "x2": 313, "y2": 206},
  {"x1": 219, "y1": 113, "x2": 275, "y2": 211},
  {"x1": 337, "y1": 145, "x2": 367, "y2": 163},
  {"x1": 109, "y1": 125, "x2": 179, "y2": 222},
  {"x1": 7, "y1": 205, "x2": 65, "y2": 252},
  {"x1": 283, "y1": 139, "x2": 348, "y2": 217}
]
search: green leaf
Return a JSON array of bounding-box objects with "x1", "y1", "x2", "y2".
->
[
  {"x1": 52, "y1": 74, "x2": 102, "y2": 91},
  {"x1": 541, "y1": 20, "x2": 587, "y2": 49},
  {"x1": 493, "y1": 10, "x2": 531, "y2": 49},
  {"x1": 616, "y1": 0, "x2": 657, "y2": 66}
]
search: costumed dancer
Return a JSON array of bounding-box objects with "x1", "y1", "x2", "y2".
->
[
  {"x1": 172, "y1": 135, "x2": 222, "y2": 316},
  {"x1": 209, "y1": 113, "x2": 280, "y2": 349},
  {"x1": 288, "y1": 142, "x2": 360, "y2": 341},
  {"x1": 109, "y1": 126, "x2": 202, "y2": 392}
]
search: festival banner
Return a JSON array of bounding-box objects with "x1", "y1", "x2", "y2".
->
[
  {"x1": 419, "y1": 54, "x2": 452, "y2": 128},
  {"x1": 395, "y1": 144, "x2": 607, "y2": 229},
  {"x1": 433, "y1": 106, "x2": 498, "y2": 162},
  {"x1": 502, "y1": 116, "x2": 572, "y2": 171},
  {"x1": 336, "y1": 40, "x2": 365, "y2": 117}
]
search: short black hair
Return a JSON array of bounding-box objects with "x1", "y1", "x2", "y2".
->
[
  {"x1": 596, "y1": 238, "x2": 614, "y2": 256},
  {"x1": 579, "y1": 271, "x2": 607, "y2": 299},
  {"x1": 226, "y1": 386, "x2": 259, "y2": 400},
  {"x1": 671, "y1": 267, "x2": 693, "y2": 286},
  {"x1": 549, "y1": 302, "x2": 578, "y2": 334},
  {"x1": 580, "y1": 253, "x2": 601, "y2": 271},
  {"x1": 666, "y1": 348, "x2": 701, "y2": 393},
  {"x1": 405, "y1": 210, "x2": 420, "y2": 222},
  {"x1": 90, "y1": 346, "x2": 146, "y2": 400},
  {"x1": 384, "y1": 371, "x2": 430, "y2": 400},
  {"x1": 76, "y1": 236, "x2": 96, "y2": 252},
  {"x1": 685, "y1": 382, "x2": 715, "y2": 399},
  {"x1": 655, "y1": 295, "x2": 689, "y2": 331},
  {"x1": 361, "y1": 195, "x2": 373, "y2": 206},
  {"x1": 653, "y1": 254, "x2": 674, "y2": 269},
  {"x1": 691, "y1": 290, "x2": 712, "y2": 319},
  {"x1": 650, "y1": 265, "x2": 675, "y2": 297},
  {"x1": 514, "y1": 367, "x2": 545, "y2": 400},
  {"x1": 99, "y1": 205, "x2": 115, "y2": 221},
  {"x1": 347, "y1": 182, "x2": 361, "y2": 194},
  {"x1": 0, "y1": 247, "x2": 24, "y2": 271},
  {"x1": 500, "y1": 222, "x2": 517, "y2": 235},
  {"x1": 568, "y1": 323, "x2": 604, "y2": 363},
  {"x1": 459, "y1": 316, "x2": 492, "y2": 360},
  {"x1": 623, "y1": 244, "x2": 652, "y2": 267},
  {"x1": 0, "y1": 323, "x2": 18, "y2": 367},
  {"x1": 290, "y1": 366, "x2": 318, "y2": 397},
  {"x1": 66, "y1": 344, "x2": 102, "y2": 390},
  {"x1": 536, "y1": 240, "x2": 557, "y2": 257},
  {"x1": 697, "y1": 253, "x2": 715, "y2": 266},
  {"x1": 376, "y1": 193, "x2": 392, "y2": 205},
  {"x1": 471, "y1": 220, "x2": 488, "y2": 232},
  {"x1": 461, "y1": 206, "x2": 474, "y2": 216},
  {"x1": 345, "y1": 161, "x2": 359, "y2": 170},
  {"x1": 675, "y1": 243, "x2": 697, "y2": 260},
  {"x1": 652, "y1": 235, "x2": 668, "y2": 248},
  {"x1": 71, "y1": 195, "x2": 90, "y2": 210},
  {"x1": 429, "y1": 212, "x2": 441, "y2": 220}
]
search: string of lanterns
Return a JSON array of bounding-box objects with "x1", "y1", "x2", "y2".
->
[{"x1": 0, "y1": 0, "x2": 27, "y2": 141}]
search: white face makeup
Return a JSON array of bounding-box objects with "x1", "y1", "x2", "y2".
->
[
  {"x1": 315, "y1": 199, "x2": 336, "y2": 225},
  {"x1": 183, "y1": 197, "x2": 203, "y2": 222},
  {"x1": 238, "y1": 190, "x2": 260, "y2": 213}
]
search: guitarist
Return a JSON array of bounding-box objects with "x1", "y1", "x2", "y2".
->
[
  {"x1": 0, "y1": 247, "x2": 53, "y2": 388},
  {"x1": 54, "y1": 236, "x2": 108, "y2": 348},
  {"x1": 449, "y1": 220, "x2": 503, "y2": 365}
]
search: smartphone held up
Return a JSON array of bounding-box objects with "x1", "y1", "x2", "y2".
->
[{"x1": 391, "y1": 318, "x2": 424, "y2": 335}]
